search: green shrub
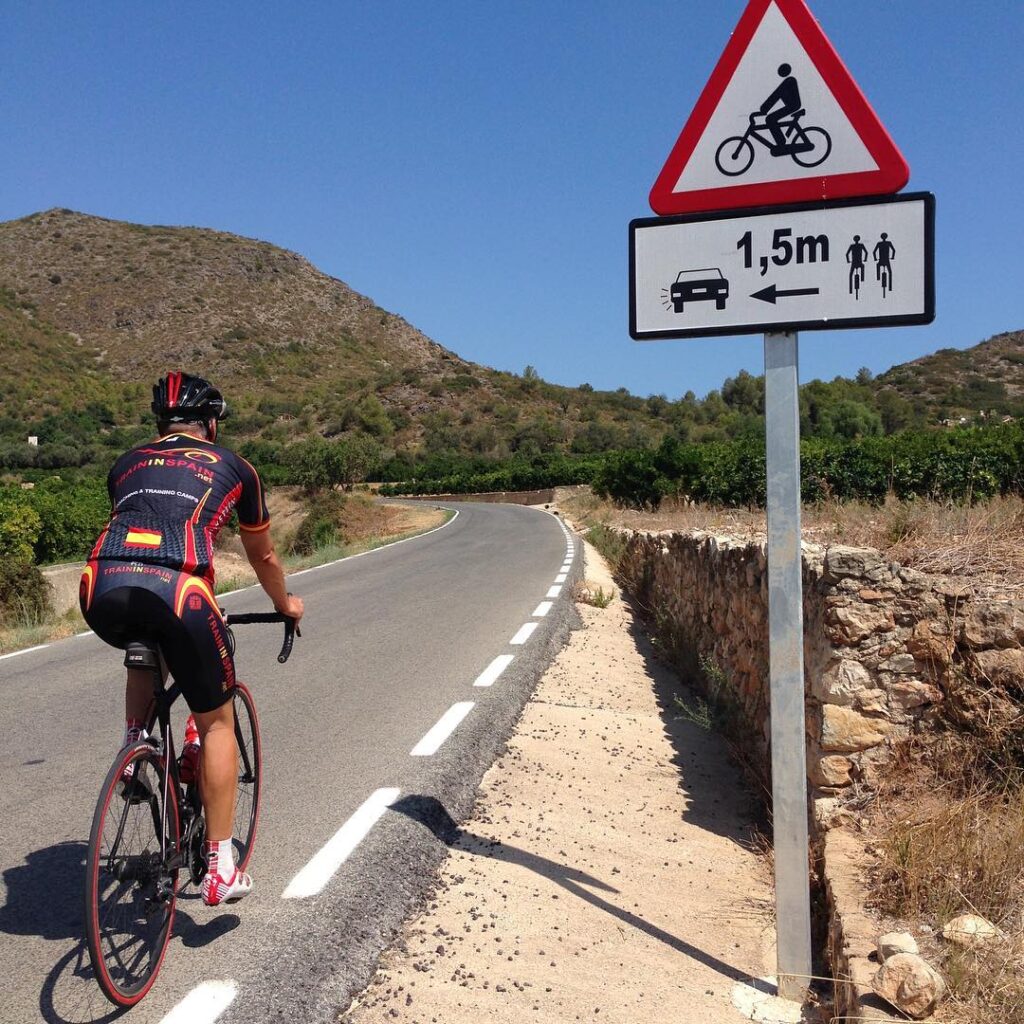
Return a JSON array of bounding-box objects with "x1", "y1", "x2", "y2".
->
[
  {"x1": 290, "y1": 491, "x2": 347, "y2": 555},
  {"x1": 593, "y1": 423, "x2": 1024, "y2": 510},
  {"x1": 24, "y1": 479, "x2": 110, "y2": 563},
  {"x1": 0, "y1": 560, "x2": 50, "y2": 626},
  {"x1": 0, "y1": 496, "x2": 42, "y2": 563}
]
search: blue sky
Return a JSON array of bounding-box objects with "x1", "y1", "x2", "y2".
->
[{"x1": 4, "y1": 1, "x2": 1022, "y2": 398}]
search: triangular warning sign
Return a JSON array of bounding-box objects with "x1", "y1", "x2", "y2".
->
[{"x1": 649, "y1": 0, "x2": 908, "y2": 216}]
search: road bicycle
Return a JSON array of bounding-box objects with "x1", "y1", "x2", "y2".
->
[
  {"x1": 83, "y1": 611, "x2": 297, "y2": 1007},
  {"x1": 714, "y1": 110, "x2": 832, "y2": 177}
]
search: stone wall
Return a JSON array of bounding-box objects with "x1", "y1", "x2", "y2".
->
[{"x1": 616, "y1": 529, "x2": 1024, "y2": 795}]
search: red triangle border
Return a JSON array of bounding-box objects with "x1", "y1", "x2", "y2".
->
[{"x1": 648, "y1": 0, "x2": 909, "y2": 216}]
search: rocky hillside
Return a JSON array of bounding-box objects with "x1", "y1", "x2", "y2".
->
[{"x1": 877, "y1": 330, "x2": 1024, "y2": 418}]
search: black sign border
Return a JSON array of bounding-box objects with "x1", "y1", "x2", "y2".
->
[{"x1": 629, "y1": 191, "x2": 935, "y2": 341}]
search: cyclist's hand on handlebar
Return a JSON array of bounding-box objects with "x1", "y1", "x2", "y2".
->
[{"x1": 276, "y1": 594, "x2": 304, "y2": 624}]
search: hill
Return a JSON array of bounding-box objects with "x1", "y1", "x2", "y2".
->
[
  {"x1": 0, "y1": 209, "x2": 663, "y2": 466},
  {"x1": 877, "y1": 330, "x2": 1024, "y2": 420},
  {"x1": 0, "y1": 208, "x2": 1022, "y2": 480}
]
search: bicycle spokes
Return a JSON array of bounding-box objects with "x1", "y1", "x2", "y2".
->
[{"x1": 85, "y1": 745, "x2": 179, "y2": 1006}]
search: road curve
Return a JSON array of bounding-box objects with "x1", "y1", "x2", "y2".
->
[{"x1": 0, "y1": 500, "x2": 579, "y2": 1024}]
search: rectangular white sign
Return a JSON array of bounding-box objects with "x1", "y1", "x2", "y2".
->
[{"x1": 630, "y1": 192, "x2": 934, "y2": 339}]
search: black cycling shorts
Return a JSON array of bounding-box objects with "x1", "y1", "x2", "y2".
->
[{"x1": 80, "y1": 559, "x2": 236, "y2": 713}]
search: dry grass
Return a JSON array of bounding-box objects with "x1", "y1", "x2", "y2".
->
[
  {"x1": 870, "y1": 742, "x2": 1024, "y2": 1023},
  {"x1": 805, "y1": 494, "x2": 1024, "y2": 594},
  {"x1": 0, "y1": 607, "x2": 86, "y2": 655},
  {"x1": 572, "y1": 579, "x2": 615, "y2": 608},
  {"x1": 558, "y1": 487, "x2": 1024, "y2": 593}
]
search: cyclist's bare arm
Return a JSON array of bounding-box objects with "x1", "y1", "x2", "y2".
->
[{"x1": 240, "y1": 529, "x2": 304, "y2": 623}]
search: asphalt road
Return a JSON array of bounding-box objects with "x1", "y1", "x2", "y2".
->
[{"x1": 0, "y1": 501, "x2": 579, "y2": 1024}]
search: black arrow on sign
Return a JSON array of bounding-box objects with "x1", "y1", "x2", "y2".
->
[{"x1": 750, "y1": 284, "x2": 820, "y2": 304}]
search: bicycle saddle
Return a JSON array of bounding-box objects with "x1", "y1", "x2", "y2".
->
[{"x1": 123, "y1": 642, "x2": 160, "y2": 670}]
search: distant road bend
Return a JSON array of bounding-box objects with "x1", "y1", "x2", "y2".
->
[{"x1": 0, "y1": 500, "x2": 579, "y2": 1024}]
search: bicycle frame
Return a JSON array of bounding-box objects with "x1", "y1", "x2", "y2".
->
[
  {"x1": 134, "y1": 643, "x2": 260, "y2": 879},
  {"x1": 744, "y1": 114, "x2": 806, "y2": 152}
]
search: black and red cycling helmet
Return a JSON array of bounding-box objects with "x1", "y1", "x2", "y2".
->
[{"x1": 151, "y1": 371, "x2": 229, "y2": 423}]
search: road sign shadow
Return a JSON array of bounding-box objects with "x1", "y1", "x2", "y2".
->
[{"x1": 392, "y1": 794, "x2": 756, "y2": 987}]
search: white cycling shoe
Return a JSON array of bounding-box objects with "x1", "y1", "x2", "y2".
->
[
  {"x1": 202, "y1": 866, "x2": 253, "y2": 906},
  {"x1": 202, "y1": 840, "x2": 253, "y2": 906}
]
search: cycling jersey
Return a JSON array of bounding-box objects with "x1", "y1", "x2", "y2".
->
[
  {"x1": 90, "y1": 433, "x2": 269, "y2": 583},
  {"x1": 80, "y1": 433, "x2": 270, "y2": 713}
]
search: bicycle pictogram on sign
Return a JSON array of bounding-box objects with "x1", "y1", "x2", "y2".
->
[{"x1": 714, "y1": 63, "x2": 832, "y2": 177}]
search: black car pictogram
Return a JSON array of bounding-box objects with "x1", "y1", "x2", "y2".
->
[{"x1": 670, "y1": 268, "x2": 729, "y2": 312}]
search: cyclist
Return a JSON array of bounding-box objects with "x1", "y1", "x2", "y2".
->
[
  {"x1": 757, "y1": 63, "x2": 802, "y2": 151},
  {"x1": 80, "y1": 371, "x2": 304, "y2": 907},
  {"x1": 846, "y1": 235, "x2": 868, "y2": 295},
  {"x1": 873, "y1": 232, "x2": 896, "y2": 287}
]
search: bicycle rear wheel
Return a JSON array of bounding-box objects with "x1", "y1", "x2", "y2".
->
[
  {"x1": 84, "y1": 742, "x2": 179, "y2": 1007},
  {"x1": 231, "y1": 681, "x2": 262, "y2": 871},
  {"x1": 791, "y1": 126, "x2": 831, "y2": 167}
]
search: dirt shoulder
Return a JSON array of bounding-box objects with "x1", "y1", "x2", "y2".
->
[{"x1": 343, "y1": 537, "x2": 787, "y2": 1024}]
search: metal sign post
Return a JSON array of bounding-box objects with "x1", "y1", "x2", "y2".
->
[
  {"x1": 764, "y1": 330, "x2": 811, "y2": 1001},
  {"x1": 631, "y1": 0, "x2": 933, "y2": 1003}
]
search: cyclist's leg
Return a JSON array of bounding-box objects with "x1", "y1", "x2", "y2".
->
[
  {"x1": 764, "y1": 111, "x2": 786, "y2": 148},
  {"x1": 165, "y1": 574, "x2": 253, "y2": 904},
  {"x1": 193, "y1": 701, "x2": 236, "y2": 840}
]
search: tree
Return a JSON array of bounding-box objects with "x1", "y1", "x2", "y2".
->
[
  {"x1": 722, "y1": 370, "x2": 764, "y2": 414},
  {"x1": 820, "y1": 400, "x2": 882, "y2": 440},
  {"x1": 354, "y1": 395, "x2": 394, "y2": 438}
]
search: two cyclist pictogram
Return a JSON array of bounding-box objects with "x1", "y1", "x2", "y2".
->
[{"x1": 846, "y1": 232, "x2": 896, "y2": 299}]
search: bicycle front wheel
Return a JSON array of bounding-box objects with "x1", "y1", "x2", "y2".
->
[
  {"x1": 714, "y1": 136, "x2": 754, "y2": 176},
  {"x1": 231, "y1": 681, "x2": 263, "y2": 871},
  {"x1": 791, "y1": 126, "x2": 831, "y2": 168},
  {"x1": 84, "y1": 742, "x2": 179, "y2": 1007}
]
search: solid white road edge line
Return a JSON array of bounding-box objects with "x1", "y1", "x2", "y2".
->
[
  {"x1": 411, "y1": 702, "x2": 475, "y2": 756},
  {"x1": 532, "y1": 601, "x2": 553, "y2": 617},
  {"x1": 283, "y1": 787, "x2": 402, "y2": 899},
  {"x1": 546, "y1": 585, "x2": 562, "y2": 598},
  {"x1": 0, "y1": 644, "x2": 49, "y2": 661},
  {"x1": 473, "y1": 654, "x2": 515, "y2": 688},
  {"x1": 158, "y1": 979, "x2": 237, "y2": 1024},
  {"x1": 510, "y1": 622, "x2": 538, "y2": 645}
]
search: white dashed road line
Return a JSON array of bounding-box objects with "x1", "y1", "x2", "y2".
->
[
  {"x1": 555, "y1": 573, "x2": 567, "y2": 583},
  {"x1": 532, "y1": 601, "x2": 553, "y2": 617},
  {"x1": 509, "y1": 622, "x2": 538, "y2": 645},
  {"x1": 473, "y1": 654, "x2": 515, "y2": 688},
  {"x1": 282, "y1": 787, "x2": 402, "y2": 899},
  {"x1": 158, "y1": 979, "x2": 238, "y2": 1024},
  {"x1": 546, "y1": 585, "x2": 561, "y2": 599},
  {"x1": 411, "y1": 702, "x2": 476, "y2": 756}
]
